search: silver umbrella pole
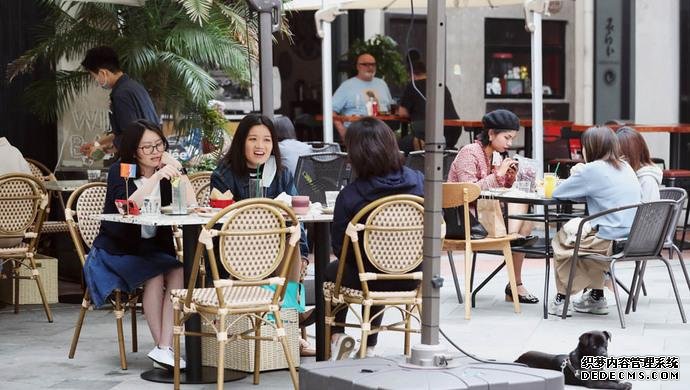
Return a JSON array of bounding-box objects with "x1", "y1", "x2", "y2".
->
[
  {"x1": 407, "y1": 0, "x2": 449, "y2": 367},
  {"x1": 248, "y1": 0, "x2": 282, "y2": 119}
]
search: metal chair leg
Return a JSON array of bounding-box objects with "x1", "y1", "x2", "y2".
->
[
  {"x1": 447, "y1": 251, "x2": 463, "y2": 304},
  {"x1": 610, "y1": 259, "x2": 626, "y2": 329},
  {"x1": 672, "y1": 244, "x2": 690, "y2": 292},
  {"x1": 660, "y1": 257, "x2": 687, "y2": 323}
]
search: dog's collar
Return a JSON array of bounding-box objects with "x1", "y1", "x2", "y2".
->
[{"x1": 560, "y1": 358, "x2": 581, "y2": 378}]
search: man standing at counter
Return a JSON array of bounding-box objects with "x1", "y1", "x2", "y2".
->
[
  {"x1": 332, "y1": 53, "x2": 392, "y2": 141},
  {"x1": 81, "y1": 46, "x2": 159, "y2": 151}
]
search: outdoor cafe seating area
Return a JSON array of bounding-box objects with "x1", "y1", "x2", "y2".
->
[
  {"x1": 3, "y1": 1, "x2": 690, "y2": 389},
  {"x1": 2, "y1": 126, "x2": 690, "y2": 389}
]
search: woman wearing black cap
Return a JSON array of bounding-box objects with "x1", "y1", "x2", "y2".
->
[{"x1": 447, "y1": 109, "x2": 539, "y2": 304}]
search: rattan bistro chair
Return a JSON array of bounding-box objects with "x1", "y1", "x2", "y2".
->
[
  {"x1": 560, "y1": 201, "x2": 687, "y2": 328},
  {"x1": 442, "y1": 182, "x2": 521, "y2": 320},
  {"x1": 324, "y1": 195, "x2": 426, "y2": 359},
  {"x1": 170, "y1": 198, "x2": 300, "y2": 390},
  {"x1": 25, "y1": 158, "x2": 70, "y2": 235},
  {"x1": 189, "y1": 171, "x2": 211, "y2": 201},
  {"x1": 0, "y1": 173, "x2": 52, "y2": 321},
  {"x1": 65, "y1": 182, "x2": 141, "y2": 370}
]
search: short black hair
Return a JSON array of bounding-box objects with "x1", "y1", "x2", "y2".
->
[
  {"x1": 118, "y1": 119, "x2": 168, "y2": 177},
  {"x1": 345, "y1": 117, "x2": 404, "y2": 179},
  {"x1": 273, "y1": 116, "x2": 297, "y2": 142},
  {"x1": 82, "y1": 46, "x2": 121, "y2": 73},
  {"x1": 222, "y1": 114, "x2": 282, "y2": 177}
]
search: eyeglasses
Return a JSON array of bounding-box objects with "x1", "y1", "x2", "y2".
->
[
  {"x1": 138, "y1": 141, "x2": 166, "y2": 155},
  {"x1": 358, "y1": 62, "x2": 377, "y2": 67}
]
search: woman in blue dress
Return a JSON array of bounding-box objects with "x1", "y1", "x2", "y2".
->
[{"x1": 84, "y1": 119, "x2": 194, "y2": 370}]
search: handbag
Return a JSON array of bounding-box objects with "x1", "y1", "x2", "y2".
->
[
  {"x1": 443, "y1": 205, "x2": 488, "y2": 240},
  {"x1": 477, "y1": 199, "x2": 507, "y2": 238}
]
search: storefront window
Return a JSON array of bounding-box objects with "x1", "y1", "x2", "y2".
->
[{"x1": 485, "y1": 18, "x2": 566, "y2": 99}]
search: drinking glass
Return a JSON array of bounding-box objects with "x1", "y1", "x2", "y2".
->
[
  {"x1": 248, "y1": 178, "x2": 265, "y2": 198},
  {"x1": 324, "y1": 191, "x2": 339, "y2": 208},
  {"x1": 87, "y1": 169, "x2": 101, "y2": 182},
  {"x1": 543, "y1": 173, "x2": 557, "y2": 198}
]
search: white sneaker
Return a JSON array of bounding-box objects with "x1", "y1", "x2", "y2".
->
[
  {"x1": 147, "y1": 346, "x2": 186, "y2": 370},
  {"x1": 330, "y1": 334, "x2": 355, "y2": 361},
  {"x1": 574, "y1": 293, "x2": 609, "y2": 315},
  {"x1": 354, "y1": 346, "x2": 376, "y2": 359},
  {"x1": 548, "y1": 297, "x2": 573, "y2": 317}
]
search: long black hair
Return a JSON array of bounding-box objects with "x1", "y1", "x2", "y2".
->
[{"x1": 221, "y1": 114, "x2": 282, "y2": 177}]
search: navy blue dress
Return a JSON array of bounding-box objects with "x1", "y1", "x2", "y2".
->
[{"x1": 84, "y1": 162, "x2": 181, "y2": 307}]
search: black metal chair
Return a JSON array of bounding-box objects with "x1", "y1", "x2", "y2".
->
[
  {"x1": 306, "y1": 142, "x2": 341, "y2": 154},
  {"x1": 294, "y1": 152, "x2": 348, "y2": 205},
  {"x1": 561, "y1": 201, "x2": 687, "y2": 328},
  {"x1": 626, "y1": 188, "x2": 690, "y2": 311},
  {"x1": 404, "y1": 150, "x2": 458, "y2": 182}
]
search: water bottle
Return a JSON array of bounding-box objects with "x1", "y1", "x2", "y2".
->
[{"x1": 171, "y1": 177, "x2": 186, "y2": 214}]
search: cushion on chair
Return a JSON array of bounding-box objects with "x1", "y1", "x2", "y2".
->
[
  {"x1": 170, "y1": 285, "x2": 274, "y2": 308},
  {"x1": 322, "y1": 281, "x2": 418, "y2": 301},
  {"x1": 0, "y1": 243, "x2": 29, "y2": 255}
]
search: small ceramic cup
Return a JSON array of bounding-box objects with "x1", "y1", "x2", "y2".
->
[{"x1": 291, "y1": 195, "x2": 310, "y2": 215}]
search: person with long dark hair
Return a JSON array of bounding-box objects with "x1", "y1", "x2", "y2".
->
[
  {"x1": 616, "y1": 126, "x2": 662, "y2": 202},
  {"x1": 326, "y1": 117, "x2": 424, "y2": 360},
  {"x1": 549, "y1": 126, "x2": 641, "y2": 316},
  {"x1": 84, "y1": 119, "x2": 194, "y2": 370},
  {"x1": 210, "y1": 114, "x2": 312, "y2": 352}
]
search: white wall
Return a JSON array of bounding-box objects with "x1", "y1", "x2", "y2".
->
[
  {"x1": 634, "y1": 0, "x2": 679, "y2": 165},
  {"x1": 574, "y1": 0, "x2": 594, "y2": 124}
]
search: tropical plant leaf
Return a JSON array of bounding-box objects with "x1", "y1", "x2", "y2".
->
[
  {"x1": 7, "y1": 0, "x2": 270, "y2": 124},
  {"x1": 175, "y1": 0, "x2": 213, "y2": 25}
]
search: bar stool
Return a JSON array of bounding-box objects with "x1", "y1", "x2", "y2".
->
[{"x1": 663, "y1": 169, "x2": 690, "y2": 248}]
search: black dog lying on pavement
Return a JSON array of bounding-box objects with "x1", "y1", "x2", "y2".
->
[{"x1": 515, "y1": 330, "x2": 632, "y2": 389}]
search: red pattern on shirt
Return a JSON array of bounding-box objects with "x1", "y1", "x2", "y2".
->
[{"x1": 447, "y1": 141, "x2": 514, "y2": 189}]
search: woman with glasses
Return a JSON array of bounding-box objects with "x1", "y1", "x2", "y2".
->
[{"x1": 83, "y1": 119, "x2": 194, "y2": 370}]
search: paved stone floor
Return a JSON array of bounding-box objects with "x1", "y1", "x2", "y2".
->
[{"x1": 1, "y1": 254, "x2": 689, "y2": 389}]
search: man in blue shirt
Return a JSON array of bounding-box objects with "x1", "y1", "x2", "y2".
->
[
  {"x1": 81, "y1": 46, "x2": 159, "y2": 151},
  {"x1": 332, "y1": 53, "x2": 392, "y2": 141}
]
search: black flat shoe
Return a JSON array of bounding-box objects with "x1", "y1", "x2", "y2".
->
[
  {"x1": 505, "y1": 283, "x2": 539, "y2": 304},
  {"x1": 510, "y1": 235, "x2": 538, "y2": 248}
]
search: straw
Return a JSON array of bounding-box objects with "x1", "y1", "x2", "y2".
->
[
  {"x1": 256, "y1": 164, "x2": 261, "y2": 197},
  {"x1": 553, "y1": 162, "x2": 560, "y2": 176}
]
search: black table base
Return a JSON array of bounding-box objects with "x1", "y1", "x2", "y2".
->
[{"x1": 140, "y1": 366, "x2": 247, "y2": 384}]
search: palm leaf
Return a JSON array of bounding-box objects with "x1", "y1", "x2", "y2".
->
[{"x1": 175, "y1": 0, "x2": 213, "y2": 24}]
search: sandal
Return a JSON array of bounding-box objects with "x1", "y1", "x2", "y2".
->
[
  {"x1": 510, "y1": 235, "x2": 538, "y2": 248},
  {"x1": 505, "y1": 283, "x2": 539, "y2": 304}
]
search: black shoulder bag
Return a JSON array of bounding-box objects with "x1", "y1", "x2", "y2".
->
[{"x1": 443, "y1": 205, "x2": 488, "y2": 240}]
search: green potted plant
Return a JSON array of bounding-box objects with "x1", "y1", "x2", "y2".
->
[
  {"x1": 346, "y1": 34, "x2": 408, "y2": 87},
  {"x1": 5, "y1": 0, "x2": 274, "y2": 123}
]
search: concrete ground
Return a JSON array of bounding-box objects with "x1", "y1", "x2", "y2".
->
[{"x1": 1, "y1": 253, "x2": 689, "y2": 389}]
